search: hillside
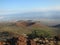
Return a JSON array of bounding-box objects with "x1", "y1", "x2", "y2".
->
[
  {"x1": 51, "y1": 24, "x2": 60, "y2": 35},
  {"x1": 52, "y1": 24, "x2": 60, "y2": 28},
  {"x1": 0, "y1": 20, "x2": 56, "y2": 36}
]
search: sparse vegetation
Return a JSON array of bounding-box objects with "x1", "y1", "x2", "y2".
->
[
  {"x1": 27, "y1": 29, "x2": 54, "y2": 39},
  {"x1": 0, "y1": 20, "x2": 58, "y2": 39}
]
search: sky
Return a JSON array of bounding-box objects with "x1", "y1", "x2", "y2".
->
[
  {"x1": 0, "y1": 0, "x2": 60, "y2": 23},
  {"x1": 0, "y1": 0, "x2": 60, "y2": 14},
  {"x1": 0, "y1": 0, "x2": 59, "y2": 9}
]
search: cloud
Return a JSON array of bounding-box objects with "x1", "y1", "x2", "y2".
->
[
  {"x1": 32, "y1": 6, "x2": 60, "y2": 12},
  {"x1": 0, "y1": 9, "x2": 20, "y2": 15},
  {"x1": 0, "y1": 6, "x2": 60, "y2": 15},
  {"x1": 0, "y1": 16, "x2": 4, "y2": 19}
]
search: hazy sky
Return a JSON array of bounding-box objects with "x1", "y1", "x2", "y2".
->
[
  {"x1": 0, "y1": 0, "x2": 59, "y2": 9},
  {"x1": 0, "y1": 0, "x2": 60, "y2": 15},
  {"x1": 0, "y1": 0, "x2": 60, "y2": 23}
]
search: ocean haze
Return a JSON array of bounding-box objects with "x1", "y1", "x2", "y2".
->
[
  {"x1": 0, "y1": 11, "x2": 60, "y2": 25},
  {"x1": 0, "y1": 11, "x2": 60, "y2": 20}
]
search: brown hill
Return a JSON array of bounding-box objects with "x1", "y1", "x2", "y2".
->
[
  {"x1": 15, "y1": 20, "x2": 48, "y2": 28},
  {"x1": 16, "y1": 20, "x2": 34, "y2": 26}
]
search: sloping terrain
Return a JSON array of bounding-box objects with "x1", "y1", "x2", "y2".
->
[
  {"x1": 0, "y1": 20, "x2": 56, "y2": 36},
  {"x1": 52, "y1": 24, "x2": 60, "y2": 28},
  {"x1": 51, "y1": 24, "x2": 60, "y2": 35}
]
